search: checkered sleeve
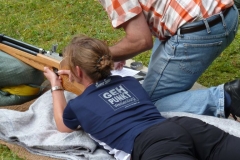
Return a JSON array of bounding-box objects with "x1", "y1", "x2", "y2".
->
[{"x1": 99, "y1": 0, "x2": 142, "y2": 28}]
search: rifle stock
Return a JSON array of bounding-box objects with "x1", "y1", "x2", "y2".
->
[{"x1": 0, "y1": 36, "x2": 85, "y2": 95}]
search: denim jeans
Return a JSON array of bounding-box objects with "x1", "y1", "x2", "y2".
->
[{"x1": 142, "y1": 5, "x2": 239, "y2": 118}]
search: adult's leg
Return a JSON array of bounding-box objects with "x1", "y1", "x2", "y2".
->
[
  {"x1": 155, "y1": 85, "x2": 225, "y2": 117},
  {"x1": 143, "y1": 6, "x2": 239, "y2": 117}
]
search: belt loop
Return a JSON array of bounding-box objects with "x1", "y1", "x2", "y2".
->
[
  {"x1": 203, "y1": 19, "x2": 211, "y2": 33},
  {"x1": 220, "y1": 12, "x2": 226, "y2": 28},
  {"x1": 233, "y1": 4, "x2": 236, "y2": 10},
  {"x1": 177, "y1": 28, "x2": 180, "y2": 36},
  {"x1": 177, "y1": 28, "x2": 183, "y2": 38}
]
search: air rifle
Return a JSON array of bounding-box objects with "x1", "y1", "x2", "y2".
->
[{"x1": 0, "y1": 34, "x2": 85, "y2": 95}]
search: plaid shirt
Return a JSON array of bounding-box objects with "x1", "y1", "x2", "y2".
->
[{"x1": 99, "y1": 0, "x2": 234, "y2": 40}]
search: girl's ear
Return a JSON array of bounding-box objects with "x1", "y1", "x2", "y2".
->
[{"x1": 75, "y1": 66, "x2": 83, "y2": 78}]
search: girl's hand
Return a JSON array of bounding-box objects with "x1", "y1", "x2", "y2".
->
[
  {"x1": 43, "y1": 67, "x2": 62, "y2": 86},
  {"x1": 57, "y1": 70, "x2": 74, "y2": 82}
]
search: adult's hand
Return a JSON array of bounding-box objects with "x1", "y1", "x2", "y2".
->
[{"x1": 114, "y1": 61, "x2": 126, "y2": 70}]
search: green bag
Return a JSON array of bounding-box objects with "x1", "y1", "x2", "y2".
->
[{"x1": 0, "y1": 50, "x2": 44, "y2": 106}]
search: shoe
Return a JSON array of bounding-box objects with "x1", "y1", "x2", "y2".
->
[{"x1": 224, "y1": 79, "x2": 240, "y2": 120}]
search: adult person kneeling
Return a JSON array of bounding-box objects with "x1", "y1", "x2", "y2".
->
[{"x1": 97, "y1": 0, "x2": 240, "y2": 120}]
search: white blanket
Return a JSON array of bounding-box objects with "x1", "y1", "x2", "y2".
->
[
  {"x1": 0, "y1": 90, "x2": 115, "y2": 160},
  {"x1": 0, "y1": 90, "x2": 240, "y2": 160}
]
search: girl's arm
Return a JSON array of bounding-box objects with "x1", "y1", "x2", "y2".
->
[{"x1": 44, "y1": 67, "x2": 73, "y2": 133}]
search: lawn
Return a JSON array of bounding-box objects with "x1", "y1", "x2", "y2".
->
[{"x1": 0, "y1": 0, "x2": 240, "y2": 159}]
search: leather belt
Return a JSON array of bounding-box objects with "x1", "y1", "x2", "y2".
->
[{"x1": 180, "y1": 7, "x2": 231, "y2": 34}]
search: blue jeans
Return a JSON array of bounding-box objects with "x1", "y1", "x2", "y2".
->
[{"x1": 142, "y1": 5, "x2": 239, "y2": 118}]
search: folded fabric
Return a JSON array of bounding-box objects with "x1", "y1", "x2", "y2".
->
[
  {"x1": 0, "y1": 90, "x2": 115, "y2": 160},
  {"x1": 0, "y1": 91, "x2": 39, "y2": 106}
]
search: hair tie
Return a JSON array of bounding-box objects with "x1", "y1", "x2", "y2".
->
[
  {"x1": 97, "y1": 57, "x2": 103, "y2": 64},
  {"x1": 95, "y1": 55, "x2": 111, "y2": 72},
  {"x1": 96, "y1": 55, "x2": 109, "y2": 64}
]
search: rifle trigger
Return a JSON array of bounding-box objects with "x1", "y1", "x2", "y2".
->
[{"x1": 53, "y1": 68, "x2": 59, "y2": 76}]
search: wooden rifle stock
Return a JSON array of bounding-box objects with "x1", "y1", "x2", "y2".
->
[{"x1": 0, "y1": 43, "x2": 85, "y2": 95}]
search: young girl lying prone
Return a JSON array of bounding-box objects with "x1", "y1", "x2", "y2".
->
[{"x1": 44, "y1": 35, "x2": 240, "y2": 160}]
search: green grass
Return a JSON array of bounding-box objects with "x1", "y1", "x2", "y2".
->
[
  {"x1": 0, "y1": 0, "x2": 240, "y2": 159},
  {"x1": 0, "y1": 145, "x2": 24, "y2": 160},
  {"x1": 197, "y1": 29, "x2": 240, "y2": 86},
  {"x1": 0, "y1": 0, "x2": 125, "y2": 51}
]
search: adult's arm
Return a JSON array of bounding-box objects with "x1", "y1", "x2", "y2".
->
[{"x1": 110, "y1": 12, "x2": 153, "y2": 62}]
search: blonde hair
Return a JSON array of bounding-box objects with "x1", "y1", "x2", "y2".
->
[{"x1": 63, "y1": 35, "x2": 113, "y2": 82}]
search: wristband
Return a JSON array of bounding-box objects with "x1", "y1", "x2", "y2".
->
[{"x1": 51, "y1": 86, "x2": 64, "y2": 92}]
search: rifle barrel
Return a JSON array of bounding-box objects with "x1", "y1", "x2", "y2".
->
[
  {"x1": 2, "y1": 41, "x2": 38, "y2": 55},
  {"x1": 0, "y1": 34, "x2": 45, "y2": 54}
]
